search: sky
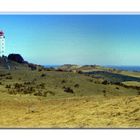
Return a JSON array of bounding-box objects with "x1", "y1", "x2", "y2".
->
[{"x1": 0, "y1": 14, "x2": 140, "y2": 66}]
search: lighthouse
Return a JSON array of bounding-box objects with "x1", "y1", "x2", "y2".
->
[{"x1": 0, "y1": 31, "x2": 5, "y2": 57}]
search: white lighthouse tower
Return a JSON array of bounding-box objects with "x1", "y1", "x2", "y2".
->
[{"x1": 0, "y1": 30, "x2": 5, "y2": 57}]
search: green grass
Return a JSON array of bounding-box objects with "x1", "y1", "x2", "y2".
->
[
  {"x1": 122, "y1": 81, "x2": 140, "y2": 87},
  {"x1": 0, "y1": 60, "x2": 140, "y2": 128}
]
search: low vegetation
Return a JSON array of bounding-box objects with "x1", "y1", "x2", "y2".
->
[
  {"x1": 0, "y1": 58, "x2": 140, "y2": 128},
  {"x1": 0, "y1": 94, "x2": 140, "y2": 128}
]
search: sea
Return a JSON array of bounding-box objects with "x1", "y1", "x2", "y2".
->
[
  {"x1": 105, "y1": 66, "x2": 140, "y2": 72},
  {"x1": 44, "y1": 65, "x2": 140, "y2": 72}
]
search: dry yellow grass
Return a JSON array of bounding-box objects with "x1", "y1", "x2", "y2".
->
[
  {"x1": 122, "y1": 81, "x2": 140, "y2": 87},
  {"x1": 120, "y1": 71, "x2": 140, "y2": 78},
  {"x1": 0, "y1": 92, "x2": 140, "y2": 128}
]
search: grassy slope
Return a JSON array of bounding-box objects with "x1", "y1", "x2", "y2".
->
[
  {"x1": 0, "y1": 61, "x2": 140, "y2": 128},
  {"x1": 119, "y1": 70, "x2": 140, "y2": 78},
  {"x1": 0, "y1": 93, "x2": 140, "y2": 128}
]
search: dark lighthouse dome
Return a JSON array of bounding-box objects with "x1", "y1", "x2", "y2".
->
[{"x1": 0, "y1": 31, "x2": 4, "y2": 36}]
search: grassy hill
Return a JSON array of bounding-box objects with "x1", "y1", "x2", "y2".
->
[{"x1": 0, "y1": 57, "x2": 140, "y2": 128}]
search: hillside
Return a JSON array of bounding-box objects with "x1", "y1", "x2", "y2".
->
[{"x1": 0, "y1": 56, "x2": 140, "y2": 128}]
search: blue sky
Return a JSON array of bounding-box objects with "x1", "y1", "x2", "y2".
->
[{"x1": 0, "y1": 14, "x2": 140, "y2": 65}]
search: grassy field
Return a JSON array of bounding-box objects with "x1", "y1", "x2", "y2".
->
[
  {"x1": 0, "y1": 93, "x2": 140, "y2": 128},
  {"x1": 0, "y1": 61, "x2": 140, "y2": 128},
  {"x1": 122, "y1": 81, "x2": 140, "y2": 87}
]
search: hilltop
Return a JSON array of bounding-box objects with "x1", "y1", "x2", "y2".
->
[
  {"x1": 56, "y1": 64, "x2": 114, "y2": 72},
  {"x1": 0, "y1": 54, "x2": 45, "y2": 71}
]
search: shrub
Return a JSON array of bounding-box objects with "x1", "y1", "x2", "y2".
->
[
  {"x1": 56, "y1": 69, "x2": 63, "y2": 72},
  {"x1": 24, "y1": 81, "x2": 31, "y2": 85},
  {"x1": 114, "y1": 82, "x2": 122, "y2": 86},
  {"x1": 34, "y1": 91, "x2": 43, "y2": 96},
  {"x1": 28, "y1": 63, "x2": 37, "y2": 70},
  {"x1": 78, "y1": 70, "x2": 82, "y2": 74},
  {"x1": 38, "y1": 83, "x2": 45, "y2": 89},
  {"x1": 102, "y1": 90, "x2": 106, "y2": 93},
  {"x1": 6, "y1": 72, "x2": 11, "y2": 75},
  {"x1": 74, "y1": 84, "x2": 79, "y2": 88},
  {"x1": 61, "y1": 80, "x2": 66, "y2": 84},
  {"x1": 102, "y1": 80, "x2": 110, "y2": 85},
  {"x1": 62, "y1": 86, "x2": 66, "y2": 89},
  {"x1": 89, "y1": 79, "x2": 93, "y2": 82},
  {"x1": 14, "y1": 83, "x2": 23, "y2": 89},
  {"x1": 8, "y1": 89, "x2": 17, "y2": 95},
  {"x1": 42, "y1": 92, "x2": 48, "y2": 97},
  {"x1": 0, "y1": 74, "x2": 6, "y2": 77},
  {"x1": 6, "y1": 76, "x2": 12, "y2": 80},
  {"x1": 38, "y1": 68, "x2": 42, "y2": 72},
  {"x1": 138, "y1": 92, "x2": 140, "y2": 95},
  {"x1": 41, "y1": 73, "x2": 46, "y2": 77},
  {"x1": 64, "y1": 87, "x2": 74, "y2": 94},
  {"x1": 47, "y1": 90, "x2": 55, "y2": 96},
  {"x1": 5, "y1": 84, "x2": 11, "y2": 88}
]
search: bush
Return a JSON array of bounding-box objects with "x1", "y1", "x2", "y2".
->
[
  {"x1": 103, "y1": 93, "x2": 107, "y2": 97},
  {"x1": 102, "y1": 80, "x2": 110, "y2": 85},
  {"x1": 47, "y1": 90, "x2": 55, "y2": 96},
  {"x1": 102, "y1": 90, "x2": 106, "y2": 93},
  {"x1": 14, "y1": 83, "x2": 23, "y2": 89},
  {"x1": 61, "y1": 80, "x2": 66, "y2": 84},
  {"x1": 114, "y1": 82, "x2": 122, "y2": 86},
  {"x1": 38, "y1": 83, "x2": 45, "y2": 89},
  {"x1": 38, "y1": 68, "x2": 42, "y2": 72},
  {"x1": 34, "y1": 91, "x2": 43, "y2": 96},
  {"x1": 8, "y1": 89, "x2": 17, "y2": 95},
  {"x1": 6, "y1": 72, "x2": 11, "y2": 75},
  {"x1": 0, "y1": 74, "x2": 6, "y2": 77},
  {"x1": 28, "y1": 63, "x2": 37, "y2": 70},
  {"x1": 24, "y1": 81, "x2": 31, "y2": 85},
  {"x1": 64, "y1": 87, "x2": 74, "y2": 94},
  {"x1": 41, "y1": 73, "x2": 46, "y2": 77},
  {"x1": 94, "y1": 80, "x2": 102, "y2": 84},
  {"x1": 6, "y1": 76, "x2": 12, "y2": 80},
  {"x1": 88, "y1": 79, "x2": 93, "y2": 82},
  {"x1": 78, "y1": 70, "x2": 82, "y2": 74},
  {"x1": 74, "y1": 84, "x2": 79, "y2": 88},
  {"x1": 5, "y1": 84, "x2": 11, "y2": 88},
  {"x1": 42, "y1": 92, "x2": 48, "y2": 97}
]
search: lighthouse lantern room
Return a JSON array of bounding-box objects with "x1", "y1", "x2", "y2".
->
[{"x1": 0, "y1": 30, "x2": 5, "y2": 57}]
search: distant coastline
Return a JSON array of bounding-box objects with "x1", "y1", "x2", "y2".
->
[
  {"x1": 105, "y1": 65, "x2": 140, "y2": 72},
  {"x1": 44, "y1": 65, "x2": 140, "y2": 72}
]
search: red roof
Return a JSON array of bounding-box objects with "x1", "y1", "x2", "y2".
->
[{"x1": 0, "y1": 31, "x2": 4, "y2": 36}]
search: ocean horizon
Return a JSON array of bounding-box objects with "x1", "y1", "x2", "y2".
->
[{"x1": 105, "y1": 65, "x2": 140, "y2": 72}]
